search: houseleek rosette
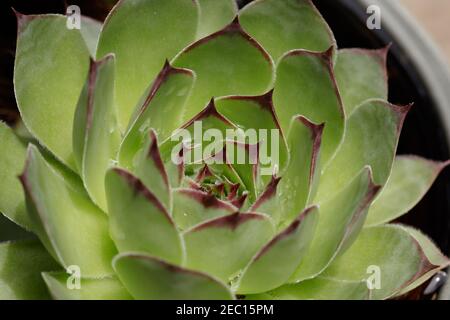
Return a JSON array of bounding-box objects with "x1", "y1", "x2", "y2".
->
[{"x1": 0, "y1": 0, "x2": 449, "y2": 300}]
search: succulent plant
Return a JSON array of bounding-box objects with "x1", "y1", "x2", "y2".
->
[{"x1": 0, "y1": 0, "x2": 449, "y2": 300}]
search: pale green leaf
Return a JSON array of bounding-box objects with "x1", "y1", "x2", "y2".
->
[
  {"x1": 197, "y1": 0, "x2": 238, "y2": 39},
  {"x1": 80, "y1": 16, "x2": 102, "y2": 57}
]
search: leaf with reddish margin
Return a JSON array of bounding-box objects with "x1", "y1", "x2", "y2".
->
[
  {"x1": 239, "y1": 0, "x2": 336, "y2": 62},
  {"x1": 113, "y1": 253, "x2": 234, "y2": 300},
  {"x1": 105, "y1": 168, "x2": 183, "y2": 265},
  {"x1": 14, "y1": 13, "x2": 90, "y2": 169},
  {"x1": 250, "y1": 175, "x2": 282, "y2": 222},
  {"x1": 289, "y1": 167, "x2": 380, "y2": 283},
  {"x1": 197, "y1": 0, "x2": 238, "y2": 39},
  {"x1": 173, "y1": 19, "x2": 274, "y2": 123},
  {"x1": 321, "y1": 224, "x2": 444, "y2": 300},
  {"x1": 236, "y1": 206, "x2": 319, "y2": 294},
  {"x1": 183, "y1": 212, "x2": 274, "y2": 282},
  {"x1": 365, "y1": 156, "x2": 450, "y2": 227},
  {"x1": 277, "y1": 116, "x2": 323, "y2": 226},
  {"x1": 172, "y1": 188, "x2": 237, "y2": 230},
  {"x1": 315, "y1": 99, "x2": 411, "y2": 203},
  {"x1": 335, "y1": 47, "x2": 389, "y2": 115},
  {"x1": 274, "y1": 48, "x2": 344, "y2": 166},
  {"x1": 96, "y1": 0, "x2": 199, "y2": 129}
]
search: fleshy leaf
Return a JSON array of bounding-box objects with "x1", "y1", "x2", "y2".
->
[
  {"x1": 215, "y1": 90, "x2": 289, "y2": 178},
  {"x1": 290, "y1": 167, "x2": 380, "y2": 282},
  {"x1": 236, "y1": 206, "x2": 319, "y2": 294},
  {"x1": 80, "y1": 16, "x2": 102, "y2": 57},
  {"x1": 173, "y1": 188, "x2": 237, "y2": 230},
  {"x1": 183, "y1": 212, "x2": 274, "y2": 282},
  {"x1": 0, "y1": 240, "x2": 59, "y2": 300},
  {"x1": 396, "y1": 225, "x2": 450, "y2": 296},
  {"x1": 335, "y1": 47, "x2": 389, "y2": 115},
  {"x1": 119, "y1": 61, "x2": 195, "y2": 168},
  {"x1": 365, "y1": 156, "x2": 450, "y2": 226},
  {"x1": 132, "y1": 130, "x2": 171, "y2": 211},
  {"x1": 249, "y1": 277, "x2": 369, "y2": 300},
  {"x1": 14, "y1": 13, "x2": 90, "y2": 168},
  {"x1": 315, "y1": 99, "x2": 410, "y2": 203},
  {"x1": 197, "y1": 0, "x2": 238, "y2": 39},
  {"x1": 274, "y1": 49, "x2": 344, "y2": 165},
  {"x1": 277, "y1": 116, "x2": 323, "y2": 226},
  {"x1": 0, "y1": 122, "x2": 29, "y2": 230},
  {"x1": 105, "y1": 168, "x2": 183, "y2": 265},
  {"x1": 113, "y1": 253, "x2": 234, "y2": 300},
  {"x1": 96, "y1": 0, "x2": 199, "y2": 129},
  {"x1": 239, "y1": 0, "x2": 335, "y2": 62},
  {"x1": 20, "y1": 145, "x2": 116, "y2": 277},
  {"x1": 72, "y1": 55, "x2": 120, "y2": 211},
  {"x1": 321, "y1": 225, "x2": 439, "y2": 300},
  {"x1": 249, "y1": 175, "x2": 282, "y2": 222},
  {"x1": 172, "y1": 19, "x2": 274, "y2": 122},
  {"x1": 42, "y1": 272, "x2": 132, "y2": 300}
]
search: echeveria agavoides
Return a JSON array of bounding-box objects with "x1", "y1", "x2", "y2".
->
[{"x1": 1, "y1": 0, "x2": 449, "y2": 300}]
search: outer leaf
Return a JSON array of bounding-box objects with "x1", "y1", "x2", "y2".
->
[
  {"x1": 249, "y1": 175, "x2": 282, "y2": 222},
  {"x1": 290, "y1": 167, "x2": 380, "y2": 282},
  {"x1": 274, "y1": 49, "x2": 344, "y2": 165},
  {"x1": 215, "y1": 90, "x2": 289, "y2": 177},
  {"x1": 173, "y1": 19, "x2": 274, "y2": 122},
  {"x1": 396, "y1": 225, "x2": 450, "y2": 296},
  {"x1": 335, "y1": 47, "x2": 389, "y2": 115},
  {"x1": 0, "y1": 122, "x2": 29, "y2": 229},
  {"x1": 249, "y1": 277, "x2": 369, "y2": 300},
  {"x1": 197, "y1": 0, "x2": 238, "y2": 39},
  {"x1": 173, "y1": 188, "x2": 237, "y2": 230},
  {"x1": 80, "y1": 16, "x2": 102, "y2": 57},
  {"x1": 365, "y1": 156, "x2": 450, "y2": 226},
  {"x1": 0, "y1": 240, "x2": 59, "y2": 300},
  {"x1": 113, "y1": 253, "x2": 234, "y2": 300},
  {"x1": 96, "y1": 0, "x2": 199, "y2": 129},
  {"x1": 239, "y1": 0, "x2": 335, "y2": 62},
  {"x1": 315, "y1": 99, "x2": 410, "y2": 203},
  {"x1": 73, "y1": 55, "x2": 120, "y2": 211},
  {"x1": 119, "y1": 62, "x2": 195, "y2": 168},
  {"x1": 42, "y1": 272, "x2": 132, "y2": 300},
  {"x1": 236, "y1": 206, "x2": 319, "y2": 294},
  {"x1": 20, "y1": 145, "x2": 116, "y2": 277},
  {"x1": 183, "y1": 212, "x2": 274, "y2": 282},
  {"x1": 277, "y1": 116, "x2": 323, "y2": 226},
  {"x1": 105, "y1": 168, "x2": 183, "y2": 265},
  {"x1": 321, "y1": 225, "x2": 439, "y2": 300},
  {"x1": 14, "y1": 13, "x2": 90, "y2": 168}
]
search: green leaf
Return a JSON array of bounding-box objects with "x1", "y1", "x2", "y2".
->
[
  {"x1": 183, "y1": 212, "x2": 274, "y2": 282},
  {"x1": 239, "y1": 0, "x2": 335, "y2": 62},
  {"x1": 277, "y1": 116, "x2": 323, "y2": 226},
  {"x1": 251, "y1": 277, "x2": 369, "y2": 300},
  {"x1": 215, "y1": 90, "x2": 289, "y2": 178},
  {"x1": 0, "y1": 122, "x2": 30, "y2": 230},
  {"x1": 113, "y1": 253, "x2": 234, "y2": 300},
  {"x1": 119, "y1": 62, "x2": 195, "y2": 169},
  {"x1": 14, "y1": 13, "x2": 90, "y2": 168},
  {"x1": 236, "y1": 206, "x2": 318, "y2": 294},
  {"x1": 315, "y1": 99, "x2": 410, "y2": 203},
  {"x1": 290, "y1": 167, "x2": 380, "y2": 282},
  {"x1": 274, "y1": 49, "x2": 344, "y2": 165},
  {"x1": 96, "y1": 0, "x2": 199, "y2": 130},
  {"x1": 321, "y1": 225, "x2": 440, "y2": 300},
  {"x1": 173, "y1": 188, "x2": 237, "y2": 230},
  {"x1": 73, "y1": 55, "x2": 120, "y2": 211},
  {"x1": 173, "y1": 19, "x2": 274, "y2": 122},
  {"x1": 0, "y1": 240, "x2": 60, "y2": 300},
  {"x1": 42, "y1": 272, "x2": 132, "y2": 300},
  {"x1": 80, "y1": 16, "x2": 102, "y2": 57},
  {"x1": 396, "y1": 225, "x2": 450, "y2": 296},
  {"x1": 365, "y1": 156, "x2": 450, "y2": 227},
  {"x1": 249, "y1": 175, "x2": 282, "y2": 222},
  {"x1": 335, "y1": 47, "x2": 389, "y2": 115},
  {"x1": 20, "y1": 145, "x2": 116, "y2": 277},
  {"x1": 197, "y1": 0, "x2": 238, "y2": 39},
  {"x1": 105, "y1": 168, "x2": 183, "y2": 265}
]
